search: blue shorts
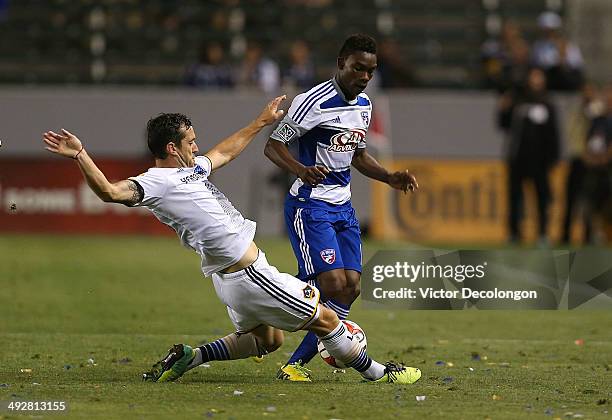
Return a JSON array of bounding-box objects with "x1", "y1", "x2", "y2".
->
[{"x1": 284, "y1": 204, "x2": 362, "y2": 281}]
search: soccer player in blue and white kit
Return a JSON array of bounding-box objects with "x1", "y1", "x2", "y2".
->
[{"x1": 266, "y1": 34, "x2": 419, "y2": 381}]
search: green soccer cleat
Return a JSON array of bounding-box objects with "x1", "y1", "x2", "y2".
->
[
  {"x1": 372, "y1": 362, "x2": 422, "y2": 384},
  {"x1": 276, "y1": 361, "x2": 312, "y2": 382},
  {"x1": 142, "y1": 344, "x2": 195, "y2": 383}
]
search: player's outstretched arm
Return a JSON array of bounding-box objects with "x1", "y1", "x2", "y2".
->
[
  {"x1": 204, "y1": 95, "x2": 286, "y2": 171},
  {"x1": 42, "y1": 129, "x2": 143, "y2": 206},
  {"x1": 352, "y1": 148, "x2": 418, "y2": 193}
]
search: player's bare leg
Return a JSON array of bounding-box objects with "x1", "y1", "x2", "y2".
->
[
  {"x1": 342, "y1": 269, "x2": 361, "y2": 303},
  {"x1": 144, "y1": 325, "x2": 283, "y2": 382},
  {"x1": 318, "y1": 269, "x2": 361, "y2": 306},
  {"x1": 250, "y1": 325, "x2": 284, "y2": 363}
]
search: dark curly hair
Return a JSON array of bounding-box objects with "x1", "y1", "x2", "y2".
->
[
  {"x1": 146, "y1": 113, "x2": 192, "y2": 159},
  {"x1": 338, "y1": 34, "x2": 377, "y2": 59}
]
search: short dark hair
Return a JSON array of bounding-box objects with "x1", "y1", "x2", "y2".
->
[
  {"x1": 146, "y1": 113, "x2": 192, "y2": 159},
  {"x1": 338, "y1": 34, "x2": 377, "y2": 59}
]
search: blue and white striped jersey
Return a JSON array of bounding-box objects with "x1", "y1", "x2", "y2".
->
[{"x1": 270, "y1": 78, "x2": 372, "y2": 207}]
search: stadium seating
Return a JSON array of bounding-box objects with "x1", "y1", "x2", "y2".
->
[{"x1": 0, "y1": 0, "x2": 564, "y2": 87}]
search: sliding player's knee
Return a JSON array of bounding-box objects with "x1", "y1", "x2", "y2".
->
[
  {"x1": 260, "y1": 331, "x2": 284, "y2": 353},
  {"x1": 263, "y1": 339, "x2": 282, "y2": 353},
  {"x1": 268, "y1": 330, "x2": 284, "y2": 352},
  {"x1": 307, "y1": 305, "x2": 340, "y2": 336},
  {"x1": 320, "y1": 305, "x2": 340, "y2": 325},
  {"x1": 251, "y1": 327, "x2": 284, "y2": 354}
]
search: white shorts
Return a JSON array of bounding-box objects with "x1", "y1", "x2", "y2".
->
[{"x1": 211, "y1": 251, "x2": 321, "y2": 333}]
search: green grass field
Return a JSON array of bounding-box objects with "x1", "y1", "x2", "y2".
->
[{"x1": 1, "y1": 235, "x2": 611, "y2": 419}]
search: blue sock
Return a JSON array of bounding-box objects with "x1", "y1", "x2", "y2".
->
[
  {"x1": 198, "y1": 339, "x2": 231, "y2": 363},
  {"x1": 326, "y1": 299, "x2": 350, "y2": 320},
  {"x1": 287, "y1": 331, "x2": 319, "y2": 365},
  {"x1": 288, "y1": 279, "x2": 324, "y2": 365}
]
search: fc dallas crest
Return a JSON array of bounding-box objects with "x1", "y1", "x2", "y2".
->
[{"x1": 320, "y1": 248, "x2": 336, "y2": 264}]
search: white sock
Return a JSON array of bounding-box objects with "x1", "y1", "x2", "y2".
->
[
  {"x1": 187, "y1": 348, "x2": 203, "y2": 371},
  {"x1": 319, "y1": 322, "x2": 386, "y2": 380}
]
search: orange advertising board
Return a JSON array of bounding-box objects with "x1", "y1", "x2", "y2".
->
[{"x1": 371, "y1": 159, "x2": 576, "y2": 244}]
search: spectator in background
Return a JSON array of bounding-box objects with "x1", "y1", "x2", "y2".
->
[
  {"x1": 531, "y1": 11, "x2": 584, "y2": 91},
  {"x1": 283, "y1": 40, "x2": 316, "y2": 90},
  {"x1": 184, "y1": 41, "x2": 235, "y2": 89},
  {"x1": 561, "y1": 83, "x2": 604, "y2": 244},
  {"x1": 481, "y1": 21, "x2": 526, "y2": 92},
  {"x1": 582, "y1": 86, "x2": 612, "y2": 243},
  {"x1": 376, "y1": 38, "x2": 415, "y2": 88},
  {"x1": 498, "y1": 39, "x2": 531, "y2": 95},
  {"x1": 237, "y1": 41, "x2": 281, "y2": 93},
  {"x1": 498, "y1": 68, "x2": 560, "y2": 245}
]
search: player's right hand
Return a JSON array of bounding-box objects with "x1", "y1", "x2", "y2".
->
[
  {"x1": 298, "y1": 165, "x2": 329, "y2": 186},
  {"x1": 257, "y1": 95, "x2": 286, "y2": 126},
  {"x1": 43, "y1": 129, "x2": 84, "y2": 159}
]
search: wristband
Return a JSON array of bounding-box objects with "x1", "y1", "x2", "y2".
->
[{"x1": 73, "y1": 147, "x2": 84, "y2": 160}]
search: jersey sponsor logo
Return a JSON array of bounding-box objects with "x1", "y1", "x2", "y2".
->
[
  {"x1": 276, "y1": 123, "x2": 298, "y2": 143},
  {"x1": 327, "y1": 129, "x2": 366, "y2": 152},
  {"x1": 361, "y1": 111, "x2": 369, "y2": 126},
  {"x1": 302, "y1": 285, "x2": 315, "y2": 299},
  {"x1": 179, "y1": 164, "x2": 210, "y2": 183},
  {"x1": 180, "y1": 173, "x2": 206, "y2": 183},
  {"x1": 320, "y1": 248, "x2": 336, "y2": 264}
]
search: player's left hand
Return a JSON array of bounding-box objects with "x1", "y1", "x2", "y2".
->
[
  {"x1": 257, "y1": 95, "x2": 286, "y2": 126},
  {"x1": 388, "y1": 170, "x2": 419, "y2": 194},
  {"x1": 42, "y1": 129, "x2": 84, "y2": 159}
]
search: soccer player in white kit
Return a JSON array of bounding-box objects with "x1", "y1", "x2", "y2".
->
[{"x1": 42, "y1": 96, "x2": 420, "y2": 384}]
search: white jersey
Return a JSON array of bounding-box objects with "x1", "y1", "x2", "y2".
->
[
  {"x1": 270, "y1": 78, "x2": 372, "y2": 206},
  {"x1": 130, "y1": 156, "x2": 256, "y2": 276}
]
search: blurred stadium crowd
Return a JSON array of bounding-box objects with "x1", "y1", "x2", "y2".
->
[{"x1": 0, "y1": 0, "x2": 580, "y2": 89}]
